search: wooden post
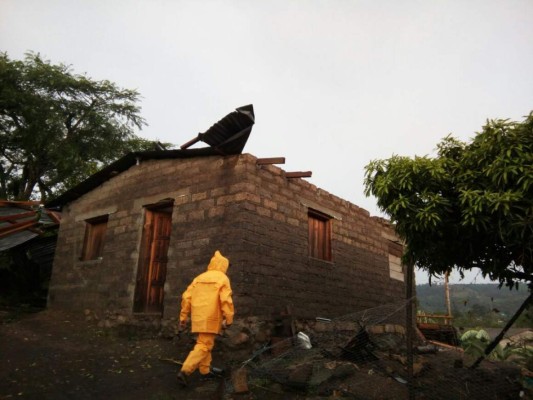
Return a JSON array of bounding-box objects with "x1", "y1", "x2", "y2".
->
[
  {"x1": 406, "y1": 260, "x2": 415, "y2": 400},
  {"x1": 444, "y1": 271, "x2": 452, "y2": 325}
]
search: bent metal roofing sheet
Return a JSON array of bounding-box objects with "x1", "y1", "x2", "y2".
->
[
  {"x1": 180, "y1": 104, "x2": 255, "y2": 154},
  {"x1": 46, "y1": 105, "x2": 255, "y2": 209}
]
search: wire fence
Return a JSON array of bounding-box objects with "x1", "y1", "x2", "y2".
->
[{"x1": 222, "y1": 300, "x2": 528, "y2": 399}]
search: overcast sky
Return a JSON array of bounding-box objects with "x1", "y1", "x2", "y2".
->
[{"x1": 1, "y1": 0, "x2": 532, "y2": 284}]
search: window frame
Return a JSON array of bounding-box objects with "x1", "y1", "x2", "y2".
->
[
  {"x1": 308, "y1": 208, "x2": 332, "y2": 261},
  {"x1": 80, "y1": 215, "x2": 109, "y2": 261}
]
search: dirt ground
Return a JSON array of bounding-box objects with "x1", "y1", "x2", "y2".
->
[
  {"x1": 0, "y1": 308, "x2": 221, "y2": 400},
  {"x1": 0, "y1": 308, "x2": 528, "y2": 400}
]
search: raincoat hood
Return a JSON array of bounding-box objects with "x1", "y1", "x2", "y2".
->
[{"x1": 206, "y1": 250, "x2": 229, "y2": 274}]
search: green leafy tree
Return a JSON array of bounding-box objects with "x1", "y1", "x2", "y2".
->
[
  {"x1": 364, "y1": 113, "x2": 533, "y2": 289},
  {"x1": 0, "y1": 52, "x2": 154, "y2": 201}
]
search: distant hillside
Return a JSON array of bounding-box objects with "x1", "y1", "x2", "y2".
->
[{"x1": 416, "y1": 283, "x2": 530, "y2": 318}]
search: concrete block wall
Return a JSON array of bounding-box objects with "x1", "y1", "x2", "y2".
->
[
  {"x1": 227, "y1": 154, "x2": 405, "y2": 319},
  {"x1": 48, "y1": 153, "x2": 405, "y2": 322},
  {"x1": 48, "y1": 155, "x2": 246, "y2": 316}
]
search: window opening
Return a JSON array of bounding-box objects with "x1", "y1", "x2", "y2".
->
[
  {"x1": 308, "y1": 209, "x2": 332, "y2": 261},
  {"x1": 81, "y1": 215, "x2": 108, "y2": 261}
]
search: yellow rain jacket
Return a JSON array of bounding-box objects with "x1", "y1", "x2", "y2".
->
[{"x1": 179, "y1": 250, "x2": 234, "y2": 334}]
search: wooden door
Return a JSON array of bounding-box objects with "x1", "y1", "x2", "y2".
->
[{"x1": 134, "y1": 207, "x2": 172, "y2": 313}]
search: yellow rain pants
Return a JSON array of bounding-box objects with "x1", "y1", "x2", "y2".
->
[{"x1": 180, "y1": 333, "x2": 216, "y2": 375}]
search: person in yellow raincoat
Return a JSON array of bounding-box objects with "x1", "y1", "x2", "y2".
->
[{"x1": 177, "y1": 250, "x2": 234, "y2": 386}]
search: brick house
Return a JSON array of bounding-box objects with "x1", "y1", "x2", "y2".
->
[{"x1": 46, "y1": 106, "x2": 405, "y2": 323}]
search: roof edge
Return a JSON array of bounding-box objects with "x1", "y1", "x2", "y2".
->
[{"x1": 45, "y1": 147, "x2": 223, "y2": 209}]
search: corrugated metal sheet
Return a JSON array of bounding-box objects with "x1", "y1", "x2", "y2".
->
[
  {"x1": 198, "y1": 104, "x2": 255, "y2": 154},
  {"x1": 24, "y1": 235, "x2": 58, "y2": 273},
  {"x1": 0, "y1": 230, "x2": 39, "y2": 252}
]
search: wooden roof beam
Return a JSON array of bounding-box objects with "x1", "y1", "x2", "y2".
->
[
  {"x1": 180, "y1": 135, "x2": 201, "y2": 150},
  {"x1": 0, "y1": 200, "x2": 41, "y2": 208},
  {"x1": 256, "y1": 157, "x2": 285, "y2": 165},
  {"x1": 0, "y1": 211, "x2": 36, "y2": 222},
  {"x1": 0, "y1": 219, "x2": 38, "y2": 238},
  {"x1": 286, "y1": 171, "x2": 312, "y2": 179}
]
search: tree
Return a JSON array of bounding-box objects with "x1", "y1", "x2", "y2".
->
[
  {"x1": 364, "y1": 113, "x2": 533, "y2": 289},
  {"x1": 0, "y1": 52, "x2": 153, "y2": 201}
]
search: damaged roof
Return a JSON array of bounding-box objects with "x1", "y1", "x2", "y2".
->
[
  {"x1": 0, "y1": 201, "x2": 61, "y2": 252},
  {"x1": 181, "y1": 104, "x2": 255, "y2": 153},
  {"x1": 46, "y1": 105, "x2": 255, "y2": 209}
]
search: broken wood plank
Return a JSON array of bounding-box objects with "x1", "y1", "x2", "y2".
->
[{"x1": 428, "y1": 340, "x2": 464, "y2": 352}]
